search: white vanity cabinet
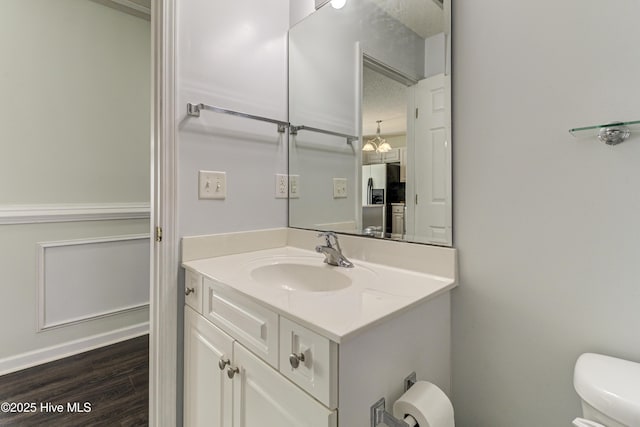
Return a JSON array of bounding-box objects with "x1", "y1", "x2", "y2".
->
[
  {"x1": 183, "y1": 275, "x2": 338, "y2": 427},
  {"x1": 183, "y1": 250, "x2": 453, "y2": 427}
]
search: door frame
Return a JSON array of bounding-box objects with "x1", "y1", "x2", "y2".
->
[{"x1": 150, "y1": 0, "x2": 179, "y2": 424}]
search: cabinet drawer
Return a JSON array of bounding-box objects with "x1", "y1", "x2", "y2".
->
[
  {"x1": 279, "y1": 317, "x2": 338, "y2": 409},
  {"x1": 203, "y1": 278, "x2": 279, "y2": 368},
  {"x1": 185, "y1": 270, "x2": 203, "y2": 314}
]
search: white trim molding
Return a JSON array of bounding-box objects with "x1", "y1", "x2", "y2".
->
[
  {"x1": 91, "y1": 0, "x2": 151, "y2": 20},
  {"x1": 36, "y1": 234, "x2": 149, "y2": 332},
  {"x1": 0, "y1": 203, "x2": 150, "y2": 225},
  {"x1": 0, "y1": 322, "x2": 149, "y2": 376},
  {"x1": 39, "y1": 304, "x2": 149, "y2": 332},
  {"x1": 151, "y1": 0, "x2": 178, "y2": 424}
]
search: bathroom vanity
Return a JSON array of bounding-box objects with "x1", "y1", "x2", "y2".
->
[{"x1": 181, "y1": 228, "x2": 456, "y2": 426}]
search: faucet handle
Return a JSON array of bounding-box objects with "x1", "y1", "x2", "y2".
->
[
  {"x1": 317, "y1": 231, "x2": 343, "y2": 253},
  {"x1": 317, "y1": 231, "x2": 335, "y2": 238},
  {"x1": 317, "y1": 231, "x2": 336, "y2": 247}
]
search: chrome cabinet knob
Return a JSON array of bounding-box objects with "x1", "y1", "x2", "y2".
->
[
  {"x1": 289, "y1": 352, "x2": 305, "y2": 369},
  {"x1": 218, "y1": 357, "x2": 230, "y2": 371},
  {"x1": 227, "y1": 366, "x2": 240, "y2": 379},
  {"x1": 185, "y1": 287, "x2": 195, "y2": 296}
]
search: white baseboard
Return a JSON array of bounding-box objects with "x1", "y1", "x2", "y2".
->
[{"x1": 0, "y1": 322, "x2": 149, "y2": 376}]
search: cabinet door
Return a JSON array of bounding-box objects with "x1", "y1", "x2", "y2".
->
[
  {"x1": 184, "y1": 306, "x2": 233, "y2": 427},
  {"x1": 232, "y1": 343, "x2": 337, "y2": 427}
]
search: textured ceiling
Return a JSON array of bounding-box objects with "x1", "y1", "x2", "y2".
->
[
  {"x1": 362, "y1": 66, "x2": 408, "y2": 136},
  {"x1": 370, "y1": 0, "x2": 443, "y2": 38},
  {"x1": 362, "y1": 0, "x2": 444, "y2": 136}
]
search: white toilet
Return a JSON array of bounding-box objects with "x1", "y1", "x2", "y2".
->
[{"x1": 573, "y1": 353, "x2": 640, "y2": 427}]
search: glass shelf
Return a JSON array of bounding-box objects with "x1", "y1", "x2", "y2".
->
[{"x1": 569, "y1": 120, "x2": 640, "y2": 145}]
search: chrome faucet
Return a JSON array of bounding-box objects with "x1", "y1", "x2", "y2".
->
[{"x1": 315, "y1": 232, "x2": 354, "y2": 268}]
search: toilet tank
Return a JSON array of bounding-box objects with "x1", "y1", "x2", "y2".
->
[{"x1": 574, "y1": 353, "x2": 640, "y2": 427}]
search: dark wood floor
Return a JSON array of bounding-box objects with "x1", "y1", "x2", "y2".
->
[{"x1": 0, "y1": 335, "x2": 148, "y2": 426}]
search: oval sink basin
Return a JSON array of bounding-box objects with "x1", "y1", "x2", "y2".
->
[{"x1": 250, "y1": 263, "x2": 352, "y2": 292}]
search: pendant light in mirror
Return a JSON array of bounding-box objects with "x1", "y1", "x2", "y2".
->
[{"x1": 362, "y1": 120, "x2": 391, "y2": 152}]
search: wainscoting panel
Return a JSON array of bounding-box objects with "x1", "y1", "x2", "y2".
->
[{"x1": 37, "y1": 235, "x2": 150, "y2": 331}]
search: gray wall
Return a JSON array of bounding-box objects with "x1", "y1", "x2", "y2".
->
[
  {"x1": 288, "y1": 134, "x2": 358, "y2": 230},
  {"x1": 0, "y1": 0, "x2": 149, "y2": 369},
  {"x1": 452, "y1": 1, "x2": 640, "y2": 426},
  {"x1": 177, "y1": 0, "x2": 289, "y2": 237},
  {"x1": 0, "y1": 0, "x2": 150, "y2": 204}
]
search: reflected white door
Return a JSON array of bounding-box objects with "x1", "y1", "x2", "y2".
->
[{"x1": 413, "y1": 73, "x2": 451, "y2": 244}]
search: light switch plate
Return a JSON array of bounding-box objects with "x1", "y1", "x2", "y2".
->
[
  {"x1": 333, "y1": 178, "x2": 347, "y2": 198},
  {"x1": 289, "y1": 175, "x2": 300, "y2": 198},
  {"x1": 275, "y1": 174, "x2": 288, "y2": 198},
  {"x1": 199, "y1": 170, "x2": 226, "y2": 200}
]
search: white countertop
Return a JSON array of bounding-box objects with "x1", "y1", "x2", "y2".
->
[{"x1": 182, "y1": 246, "x2": 456, "y2": 343}]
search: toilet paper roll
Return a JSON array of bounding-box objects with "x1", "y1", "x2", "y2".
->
[
  {"x1": 403, "y1": 415, "x2": 418, "y2": 427},
  {"x1": 392, "y1": 381, "x2": 455, "y2": 427}
]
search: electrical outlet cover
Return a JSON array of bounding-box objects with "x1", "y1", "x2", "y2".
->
[
  {"x1": 333, "y1": 178, "x2": 347, "y2": 198},
  {"x1": 289, "y1": 175, "x2": 300, "y2": 198},
  {"x1": 199, "y1": 170, "x2": 226, "y2": 200},
  {"x1": 275, "y1": 174, "x2": 288, "y2": 198}
]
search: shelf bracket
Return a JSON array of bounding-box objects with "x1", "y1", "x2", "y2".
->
[
  {"x1": 596, "y1": 124, "x2": 630, "y2": 146},
  {"x1": 569, "y1": 120, "x2": 639, "y2": 145}
]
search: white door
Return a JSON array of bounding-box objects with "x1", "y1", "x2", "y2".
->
[
  {"x1": 184, "y1": 306, "x2": 234, "y2": 427},
  {"x1": 232, "y1": 343, "x2": 337, "y2": 427},
  {"x1": 413, "y1": 73, "x2": 451, "y2": 244}
]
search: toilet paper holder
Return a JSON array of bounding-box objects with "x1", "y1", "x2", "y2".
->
[{"x1": 370, "y1": 372, "x2": 417, "y2": 427}]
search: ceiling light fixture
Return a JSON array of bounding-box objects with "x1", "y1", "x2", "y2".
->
[
  {"x1": 331, "y1": 0, "x2": 347, "y2": 9},
  {"x1": 362, "y1": 120, "x2": 391, "y2": 153}
]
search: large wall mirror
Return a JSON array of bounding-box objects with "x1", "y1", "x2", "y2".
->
[{"x1": 288, "y1": 0, "x2": 452, "y2": 246}]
